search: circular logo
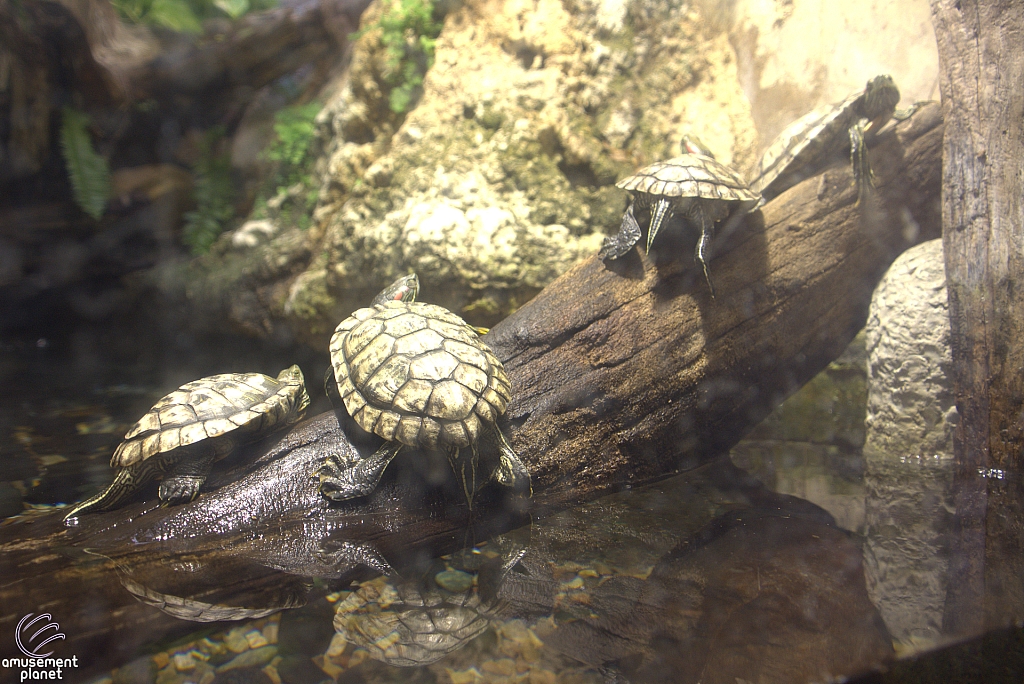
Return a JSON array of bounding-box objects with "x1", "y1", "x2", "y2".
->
[{"x1": 16, "y1": 613, "x2": 65, "y2": 658}]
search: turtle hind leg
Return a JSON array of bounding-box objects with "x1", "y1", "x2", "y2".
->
[
  {"x1": 447, "y1": 443, "x2": 481, "y2": 510},
  {"x1": 63, "y1": 462, "x2": 160, "y2": 524},
  {"x1": 485, "y1": 424, "x2": 532, "y2": 497},
  {"x1": 158, "y1": 443, "x2": 226, "y2": 505},
  {"x1": 316, "y1": 441, "x2": 403, "y2": 502},
  {"x1": 599, "y1": 203, "x2": 643, "y2": 260},
  {"x1": 692, "y1": 203, "x2": 717, "y2": 298}
]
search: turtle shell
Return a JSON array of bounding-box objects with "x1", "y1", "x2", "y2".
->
[
  {"x1": 112, "y1": 365, "x2": 309, "y2": 468},
  {"x1": 752, "y1": 75, "x2": 901, "y2": 197},
  {"x1": 616, "y1": 154, "x2": 760, "y2": 204},
  {"x1": 330, "y1": 301, "x2": 511, "y2": 450}
]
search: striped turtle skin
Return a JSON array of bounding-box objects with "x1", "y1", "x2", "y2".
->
[
  {"x1": 601, "y1": 138, "x2": 760, "y2": 296},
  {"x1": 752, "y1": 75, "x2": 901, "y2": 201},
  {"x1": 318, "y1": 274, "x2": 530, "y2": 508},
  {"x1": 64, "y1": 366, "x2": 310, "y2": 522}
]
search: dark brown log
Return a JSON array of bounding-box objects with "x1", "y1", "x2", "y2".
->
[
  {"x1": 0, "y1": 105, "x2": 942, "y2": 677},
  {"x1": 931, "y1": 0, "x2": 1024, "y2": 636},
  {"x1": 494, "y1": 103, "x2": 942, "y2": 513}
]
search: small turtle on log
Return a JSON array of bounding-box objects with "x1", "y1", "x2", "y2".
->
[
  {"x1": 64, "y1": 366, "x2": 310, "y2": 522},
  {"x1": 600, "y1": 137, "x2": 761, "y2": 297},
  {"x1": 752, "y1": 75, "x2": 902, "y2": 202},
  {"x1": 318, "y1": 273, "x2": 531, "y2": 508}
]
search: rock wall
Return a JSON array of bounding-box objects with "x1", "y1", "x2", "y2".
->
[
  {"x1": 710, "y1": 0, "x2": 940, "y2": 164},
  {"x1": 861, "y1": 238, "x2": 956, "y2": 648},
  {"x1": 172, "y1": 0, "x2": 943, "y2": 346}
]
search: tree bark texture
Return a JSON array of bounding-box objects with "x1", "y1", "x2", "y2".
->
[
  {"x1": 0, "y1": 105, "x2": 942, "y2": 676},
  {"x1": 493, "y1": 104, "x2": 942, "y2": 513},
  {"x1": 931, "y1": 0, "x2": 1024, "y2": 636}
]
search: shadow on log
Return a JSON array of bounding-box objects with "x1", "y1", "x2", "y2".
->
[{"x1": 0, "y1": 104, "x2": 942, "y2": 676}]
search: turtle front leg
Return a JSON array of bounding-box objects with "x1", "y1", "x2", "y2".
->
[
  {"x1": 849, "y1": 120, "x2": 873, "y2": 205},
  {"x1": 486, "y1": 424, "x2": 532, "y2": 497},
  {"x1": 316, "y1": 441, "x2": 403, "y2": 501},
  {"x1": 692, "y1": 202, "x2": 717, "y2": 298},
  {"x1": 159, "y1": 443, "x2": 224, "y2": 505},
  {"x1": 645, "y1": 198, "x2": 674, "y2": 254},
  {"x1": 599, "y1": 202, "x2": 643, "y2": 260}
]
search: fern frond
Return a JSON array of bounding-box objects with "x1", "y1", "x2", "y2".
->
[{"x1": 60, "y1": 107, "x2": 111, "y2": 221}]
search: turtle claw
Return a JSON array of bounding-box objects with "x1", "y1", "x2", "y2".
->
[
  {"x1": 158, "y1": 476, "x2": 204, "y2": 505},
  {"x1": 317, "y1": 443, "x2": 403, "y2": 502}
]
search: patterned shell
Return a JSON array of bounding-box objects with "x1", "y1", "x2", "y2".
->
[
  {"x1": 330, "y1": 301, "x2": 511, "y2": 450},
  {"x1": 750, "y1": 97, "x2": 863, "y2": 195},
  {"x1": 616, "y1": 154, "x2": 760, "y2": 203},
  {"x1": 751, "y1": 75, "x2": 899, "y2": 196},
  {"x1": 112, "y1": 365, "x2": 309, "y2": 468}
]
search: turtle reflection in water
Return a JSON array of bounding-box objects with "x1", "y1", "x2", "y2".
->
[
  {"x1": 751, "y1": 74, "x2": 903, "y2": 202},
  {"x1": 331, "y1": 534, "x2": 527, "y2": 667},
  {"x1": 318, "y1": 273, "x2": 531, "y2": 508},
  {"x1": 600, "y1": 137, "x2": 761, "y2": 297},
  {"x1": 64, "y1": 366, "x2": 310, "y2": 522}
]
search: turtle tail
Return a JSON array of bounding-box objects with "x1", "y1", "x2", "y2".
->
[{"x1": 63, "y1": 463, "x2": 157, "y2": 524}]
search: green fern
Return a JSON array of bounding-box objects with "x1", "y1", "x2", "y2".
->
[
  {"x1": 182, "y1": 128, "x2": 236, "y2": 254},
  {"x1": 110, "y1": 0, "x2": 276, "y2": 31},
  {"x1": 265, "y1": 102, "x2": 320, "y2": 172},
  {"x1": 357, "y1": 0, "x2": 442, "y2": 114},
  {"x1": 60, "y1": 107, "x2": 110, "y2": 221}
]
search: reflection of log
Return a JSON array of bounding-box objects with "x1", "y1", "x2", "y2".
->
[
  {"x1": 0, "y1": 105, "x2": 942, "y2": 677},
  {"x1": 931, "y1": 1, "x2": 1024, "y2": 635}
]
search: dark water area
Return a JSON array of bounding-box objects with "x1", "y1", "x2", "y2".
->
[
  {"x1": 0, "y1": 313, "x2": 333, "y2": 517},
  {"x1": 1, "y1": 320, "x2": 1020, "y2": 684}
]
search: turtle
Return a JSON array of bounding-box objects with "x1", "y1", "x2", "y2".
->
[
  {"x1": 332, "y1": 530, "x2": 527, "y2": 667},
  {"x1": 600, "y1": 136, "x2": 761, "y2": 297},
  {"x1": 751, "y1": 74, "x2": 902, "y2": 202},
  {"x1": 316, "y1": 273, "x2": 531, "y2": 508},
  {"x1": 64, "y1": 365, "x2": 310, "y2": 522}
]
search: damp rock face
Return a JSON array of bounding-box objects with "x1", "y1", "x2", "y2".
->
[
  {"x1": 293, "y1": 0, "x2": 761, "y2": 331},
  {"x1": 862, "y1": 238, "x2": 956, "y2": 646},
  {"x1": 161, "y1": 0, "x2": 942, "y2": 345},
  {"x1": 169, "y1": 0, "x2": 758, "y2": 341}
]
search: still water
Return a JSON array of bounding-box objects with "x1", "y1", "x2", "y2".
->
[{"x1": 0, "y1": 322, "x2": 998, "y2": 684}]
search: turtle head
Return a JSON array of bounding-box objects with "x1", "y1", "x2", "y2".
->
[
  {"x1": 681, "y1": 135, "x2": 715, "y2": 159},
  {"x1": 372, "y1": 273, "x2": 419, "y2": 306},
  {"x1": 863, "y1": 75, "x2": 901, "y2": 119}
]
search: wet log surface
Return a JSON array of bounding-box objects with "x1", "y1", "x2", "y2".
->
[{"x1": 0, "y1": 104, "x2": 941, "y2": 678}]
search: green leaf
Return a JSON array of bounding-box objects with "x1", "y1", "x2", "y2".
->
[
  {"x1": 182, "y1": 127, "x2": 236, "y2": 254},
  {"x1": 147, "y1": 0, "x2": 202, "y2": 32},
  {"x1": 60, "y1": 107, "x2": 110, "y2": 221},
  {"x1": 214, "y1": 0, "x2": 248, "y2": 19}
]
